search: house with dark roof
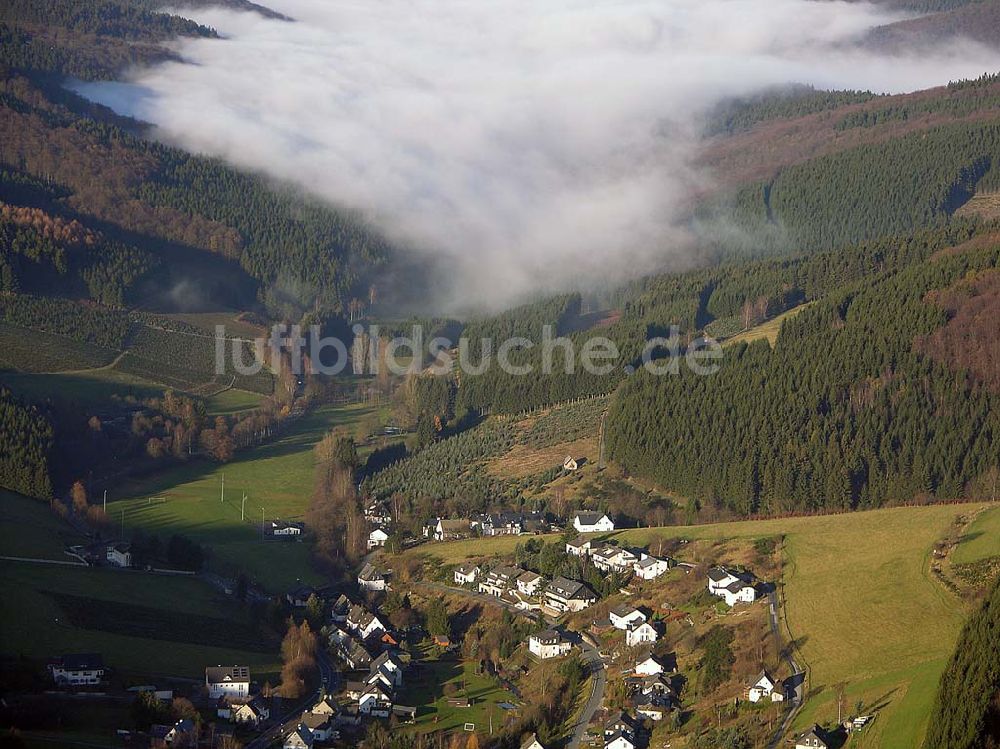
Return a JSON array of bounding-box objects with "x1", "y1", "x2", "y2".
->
[
  {"x1": 544, "y1": 576, "x2": 597, "y2": 612},
  {"x1": 747, "y1": 669, "x2": 783, "y2": 702},
  {"x1": 433, "y1": 518, "x2": 472, "y2": 541},
  {"x1": 357, "y1": 563, "x2": 386, "y2": 591},
  {"x1": 572, "y1": 512, "x2": 615, "y2": 533},
  {"x1": 283, "y1": 723, "x2": 314, "y2": 749},
  {"x1": 528, "y1": 629, "x2": 572, "y2": 659},
  {"x1": 106, "y1": 542, "x2": 132, "y2": 568},
  {"x1": 795, "y1": 726, "x2": 829, "y2": 749},
  {"x1": 49, "y1": 654, "x2": 104, "y2": 686}
]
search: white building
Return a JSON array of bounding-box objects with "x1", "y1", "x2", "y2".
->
[
  {"x1": 634, "y1": 654, "x2": 665, "y2": 676},
  {"x1": 573, "y1": 512, "x2": 615, "y2": 533},
  {"x1": 625, "y1": 621, "x2": 660, "y2": 648},
  {"x1": 566, "y1": 537, "x2": 591, "y2": 557},
  {"x1": 233, "y1": 697, "x2": 270, "y2": 726},
  {"x1": 609, "y1": 605, "x2": 646, "y2": 631},
  {"x1": 545, "y1": 577, "x2": 597, "y2": 613},
  {"x1": 206, "y1": 665, "x2": 250, "y2": 700},
  {"x1": 521, "y1": 734, "x2": 545, "y2": 749},
  {"x1": 271, "y1": 520, "x2": 303, "y2": 537},
  {"x1": 633, "y1": 554, "x2": 671, "y2": 580},
  {"x1": 591, "y1": 546, "x2": 638, "y2": 573},
  {"x1": 605, "y1": 730, "x2": 636, "y2": 749},
  {"x1": 748, "y1": 670, "x2": 784, "y2": 703},
  {"x1": 479, "y1": 566, "x2": 520, "y2": 597},
  {"x1": 49, "y1": 654, "x2": 104, "y2": 686},
  {"x1": 106, "y1": 543, "x2": 131, "y2": 568},
  {"x1": 357, "y1": 563, "x2": 387, "y2": 591},
  {"x1": 454, "y1": 563, "x2": 480, "y2": 585},
  {"x1": 516, "y1": 570, "x2": 545, "y2": 596},
  {"x1": 283, "y1": 723, "x2": 314, "y2": 749},
  {"x1": 367, "y1": 528, "x2": 389, "y2": 549},
  {"x1": 707, "y1": 567, "x2": 757, "y2": 606},
  {"x1": 528, "y1": 630, "x2": 572, "y2": 660}
]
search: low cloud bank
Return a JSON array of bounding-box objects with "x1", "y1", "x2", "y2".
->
[{"x1": 77, "y1": 0, "x2": 1000, "y2": 311}]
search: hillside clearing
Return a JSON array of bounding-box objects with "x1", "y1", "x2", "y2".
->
[
  {"x1": 722, "y1": 303, "x2": 812, "y2": 348},
  {"x1": 951, "y1": 504, "x2": 1000, "y2": 565}
]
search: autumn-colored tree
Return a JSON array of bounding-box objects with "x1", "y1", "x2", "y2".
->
[
  {"x1": 71, "y1": 481, "x2": 88, "y2": 514},
  {"x1": 278, "y1": 619, "x2": 318, "y2": 699}
]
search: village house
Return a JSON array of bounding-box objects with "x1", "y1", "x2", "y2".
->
[
  {"x1": 300, "y1": 710, "x2": 336, "y2": 742},
  {"x1": 528, "y1": 629, "x2": 573, "y2": 659},
  {"x1": 358, "y1": 683, "x2": 393, "y2": 716},
  {"x1": 271, "y1": 520, "x2": 304, "y2": 537},
  {"x1": 573, "y1": 511, "x2": 615, "y2": 533},
  {"x1": 604, "y1": 712, "x2": 637, "y2": 749},
  {"x1": 232, "y1": 696, "x2": 270, "y2": 726},
  {"x1": 49, "y1": 654, "x2": 105, "y2": 686},
  {"x1": 434, "y1": 518, "x2": 472, "y2": 541},
  {"x1": 795, "y1": 726, "x2": 829, "y2": 749},
  {"x1": 346, "y1": 605, "x2": 387, "y2": 640},
  {"x1": 633, "y1": 554, "x2": 672, "y2": 580},
  {"x1": 286, "y1": 585, "x2": 317, "y2": 607},
  {"x1": 594, "y1": 545, "x2": 640, "y2": 574},
  {"x1": 364, "y1": 500, "x2": 393, "y2": 526},
  {"x1": 283, "y1": 723, "x2": 314, "y2": 749},
  {"x1": 625, "y1": 620, "x2": 660, "y2": 648},
  {"x1": 479, "y1": 565, "x2": 521, "y2": 597},
  {"x1": 707, "y1": 566, "x2": 757, "y2": 606},
  {"x1": 632, "y1": 691, "x2": 671, "y2": 721},
  {"x1": 521, "y1": 733, "x2": 546, "y2": 749},
  {"x1": 471, "y1": 511, "x2": 524, "y2": 536},
  {"x1": 106, "y1": 542, "x2": 132, "y2": 568},
  {"x1": 367, "y1": 527, "x2": 390, "y2": 549},
  {"x1": 609, "y1": 605, "x2": 646, "y2": 631},
  {"x1": 634, "y1": 653, "x2": 666, "y2": 676},
  {"x1": 357, "y1": 563, "x2": 387, "y2": 591},
  {"x1": 344, "y1": 641, "x2": 373, "y2": 670},
  {"x1": 747, "y1": 670, "x2": 784, "y2": 703},
  {"x1": 206, "y1": 666, "x2": 250, "y2": 700},
  {"x1": 152, "y1": 718, "x2": 196, "y2": 747},
  {"x1": 545, "y1": 576, "x2": 597, "y2": 613},
  {"x1": 566, "y1": 536, "x2": 592, "y2": 556},
  {"x1": 331, "y1": 593, "x2": 352, "y2": 623},
  {"x1": 516, "y1": 570, "x2": 545, "y2": 596},
  {"x1": 368, "y1": 651, "x2": 404, "y2": 688},
  {"x1": 453, "y1": 563, "x2": 480, "y2": 585}
]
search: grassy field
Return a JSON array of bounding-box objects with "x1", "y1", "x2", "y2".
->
[
  {"x1": 0, "y1": 322, "x2": 118, "y2": 373},
  {"x1": 110, "y1": 401, "x2": 375, "y2": 591},
  {"x1": 722, "y1": 304, "x2": 811, "y2": 348},
  {"x1": 411, "y1": 503, "x2": 984, "y2": 747},
  {"x1": 0, "y1": 491, "x2": 86, "y2": 559},
  {"x1": 951, "y1": 504, "x2": 1000, "y2": 564},
  {"x1": 397, "y1": 652, "x2": 518, "y2": 735},
  {"x1": 0, "y1": 561, "x2": 280, "y2": 682},
  {"x1": 0, "y1": 366, "x2": 164, "y2": 408},
  {"x1": 204, "y1": 388, "x2": 266, "y2": 415}
]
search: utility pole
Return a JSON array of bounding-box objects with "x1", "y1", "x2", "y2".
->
[
  {"x1": 241, "y1": 492, "x2": 247, "y2": 522},
  {"x1": 221, "y1": 474, "x2": 225, "y2": 503},
  {"x1": 103, "y1": 489, "x2": 107, "y2": 514}
]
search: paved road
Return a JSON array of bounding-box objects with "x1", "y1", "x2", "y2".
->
[
  {"x1": 246, "y1": 649, "x2": 338, "y2": 749},
  {"x1": 766, "y1": 586, "x2": 804, "y2": 749},
  {"x1": 568, "y1": 639, "x2": 606, "y2": 749}
]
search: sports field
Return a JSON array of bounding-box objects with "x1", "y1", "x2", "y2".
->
[
  {"x1": 411, "y1": 503, "x2": 986, "y2": 747},
  {"x1": 109, "y1": 401, "x2": 375, "y2": 590}
]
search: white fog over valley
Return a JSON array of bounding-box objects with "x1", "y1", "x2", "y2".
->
[{"x1": 77, "y1": 0, "x2": 1000, "y2": 310}]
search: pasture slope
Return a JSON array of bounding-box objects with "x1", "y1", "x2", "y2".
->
[
  {"x1": 410, "y1": 502, "x2": 994, "y2": 748},
  {"x1": 0, "y1": 492, "x2": 279, "y2": 682},
  {"x1": 110, "y1": 401, "x2": 375, "y2": 591}
]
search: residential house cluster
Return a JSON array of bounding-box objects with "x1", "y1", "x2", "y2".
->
[
  {"x1": 430, "y1": 511, "x2": 549, "y2": 542},
  {"x1": 625, "y1": 653, "x2": 677, "y2": 722},
  {"x1": 566, "y1": 538, "x2": 674, "y2": 581},
  {"x1": 283, "y1": 697, "x2": 341, "y2": 749},
  {"x1": 707, "y1": 566, "x2": 758, "y2": 607}
]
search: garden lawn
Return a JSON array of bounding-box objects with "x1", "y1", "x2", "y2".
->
[{"x1": 396, "y1": 654, "x2": 519, "y2": 736}]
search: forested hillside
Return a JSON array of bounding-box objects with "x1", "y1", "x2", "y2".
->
[
  {"x1": 607, "y1": 231, "x2": 1000, "y2": 514},
  {"x1": 0, "y1": 388, "x2": 54, "y2": 499},
  {"x1": 924, "y1": 574, "x2": 1000, "y2": 749}
]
